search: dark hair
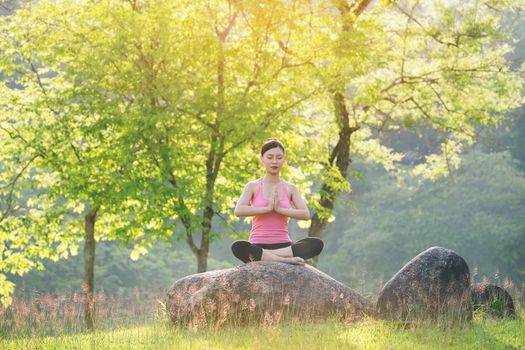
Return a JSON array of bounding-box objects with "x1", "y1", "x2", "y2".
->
[{"x1": 260, "y1": 138, "x2": 285, "y2": 156}]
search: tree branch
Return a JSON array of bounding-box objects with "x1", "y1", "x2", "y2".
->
[
  {"x1": 393, "y1": 2, "x2": 463, "y2": 48},
  {"x1": 351, "y1": 0, "x2": 373, "y2": 18},
  {"x1": 167, "y1": 178, "x2": 199, "y2": 256},
  {"x1": 223, "y1": 88, "x2": 320, "y2": 156},
  {"x1": 0, "y1": 154, "x2": 41, "y2": 223},
  {"x1": 216, "y1": 11, "x2": 239, "y2": 42}
]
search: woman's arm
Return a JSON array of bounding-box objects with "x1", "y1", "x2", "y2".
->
[
  {"x1": 275, "y1": 183, "x2": 310, "y2": 220},
  {"x1": 234, "y1": 182, "x2": 272, "y2": 217}
]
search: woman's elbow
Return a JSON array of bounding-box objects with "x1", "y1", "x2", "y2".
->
[
  {"x1": 301, "y1": 209, "x2": 311, "y2": 220},
  {"x1": 234, "y1": 206, "x2": 246, "y2": 217}
]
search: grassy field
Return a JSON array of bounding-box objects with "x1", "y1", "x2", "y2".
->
[
  {"x1": 1, "y1": 287, "x2": 523, "y2": 349},
  {"x1": 1, "y1": 312, "x2": 523, "y2": 350}
]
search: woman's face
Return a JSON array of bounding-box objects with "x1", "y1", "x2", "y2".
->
[{"x1": 260, "y1": 147, "x2": 286, "y2": 175}]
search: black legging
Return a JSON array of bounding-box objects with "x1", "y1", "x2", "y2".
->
[{"x1": 231, "y1": 237, "x2": 324, "y2": 263}]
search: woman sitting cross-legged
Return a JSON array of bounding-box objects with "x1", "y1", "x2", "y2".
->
[{"x1": 232, "y1": 138, "x2": 323, "y2": 265}]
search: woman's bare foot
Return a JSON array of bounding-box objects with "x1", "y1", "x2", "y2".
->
[
  {"x1": 261, "y1": 249, "x2": 305, "y2": 265},
  {"x1": 281, "y1": 256, "x2": 305, "y2": 265}
]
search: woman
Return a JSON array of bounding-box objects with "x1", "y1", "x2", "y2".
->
[{"x1": 232, "y1": 138, "x2": 323, "y2": 265}]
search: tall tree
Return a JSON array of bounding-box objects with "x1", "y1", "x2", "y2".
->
[
  {"x1": 0, "y1": 0, "x2": 316, "y2": 315},
  {"x1": 300, "y1": 0, "x2": 523, "y2": 264},
  {"x1": 95, "y1": 0, "x2": 317, "y2": 272},
  {"x1": 0, "y1": 0, "x2": 168, "y2": 327}
]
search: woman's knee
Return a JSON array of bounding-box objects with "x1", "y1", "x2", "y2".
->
[
  {"x1": 231, "y1": 240, "x2": 263, "y2": 263},
  {"x1": 291, "y1": 237, "x2": 324, "y2": 259}
]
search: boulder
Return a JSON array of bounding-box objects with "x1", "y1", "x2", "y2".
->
[
  {"x1": 471, "y1": 283, "x2": 516, "y2": 318},
  {"x1": 166, "y1": 261, "x2": 372, "y2": 327},
  {"x1": 376, "y1": 246, "x2": 472, "y2": 322}
]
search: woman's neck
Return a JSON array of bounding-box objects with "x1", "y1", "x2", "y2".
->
[{"x1": 263, "y1": 173, "x2": 280, "y2": 184}]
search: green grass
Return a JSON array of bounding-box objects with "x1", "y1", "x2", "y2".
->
[{"x1": 1, "y1": 312, "x2": 523, "y2": 350}]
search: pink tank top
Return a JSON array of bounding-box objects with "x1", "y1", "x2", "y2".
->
[{"x1": 249, "y1": 179, "x2": 292, "y2": 244}]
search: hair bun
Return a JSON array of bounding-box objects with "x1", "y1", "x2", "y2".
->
[{"x1": 260, "y1": 138, "x2": 285, "y2": 156}]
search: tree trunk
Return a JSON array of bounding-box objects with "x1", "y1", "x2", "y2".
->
[
  {"x1": 83, "y1": 206, "x2": 98, "y2": 331},
  {"x1": 196, "y1": 242, "x2": 209, "y2": 273},
  {"x1": 308, "y1": 91, "x2": 357, "y2": 266},
  {"x1": 191, "y1": 19, "x2": 230, "y2": 273},
  {"x1": 307, "y1": 0, "x2": 372, "y2": 266},
  {"x1": 197, "y1": 171, "x2": 214, "y2": 273},
  {"x1": 196, "y1": 131, "x2": 222, "y2": 273}
]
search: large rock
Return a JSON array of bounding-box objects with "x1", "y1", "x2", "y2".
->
[
  {"x1": 166, "y1": 262, "x2": 372, "y2": 327},
  {"x1": 471, "y1": 283, "x2": 516, "y2": 318},
  {"x1": 376, "y1": 247, "x2": 472, "y2": 322}
]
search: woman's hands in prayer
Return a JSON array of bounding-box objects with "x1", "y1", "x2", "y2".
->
[
  {"x1": 262, "y1": 184, "x2": 309, "y2": 220},
  {"x1": 273, "y1": 187, "x2": 283, "y2": 214},
  {"x1": 266, "y1": 187, "x2": 282, "y2": 213}
]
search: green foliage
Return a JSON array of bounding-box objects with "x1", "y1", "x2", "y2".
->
[
  {"x1": 0, "y1": 0, "x2": 178, "y2": 306},
  {"x1": 283, "y1": 0, "x2": 524, "y2": 231},
  {"x1": 348, "y1": 0, "x2": 523, "y2": 173},
  {"x1": 0, "y1": 131, "x2": 78, "y2": 306},
  {"x1": 320, "y1": 150, "x2": 525, "y2": 291}
]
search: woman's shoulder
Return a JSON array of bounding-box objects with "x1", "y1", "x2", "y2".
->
[
  {"x1": 282, "y1": 180, "x2": 298, "y2": 192},
  {"x1": 245, "y1": 179, "x2": 261, "y2": 191}
]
